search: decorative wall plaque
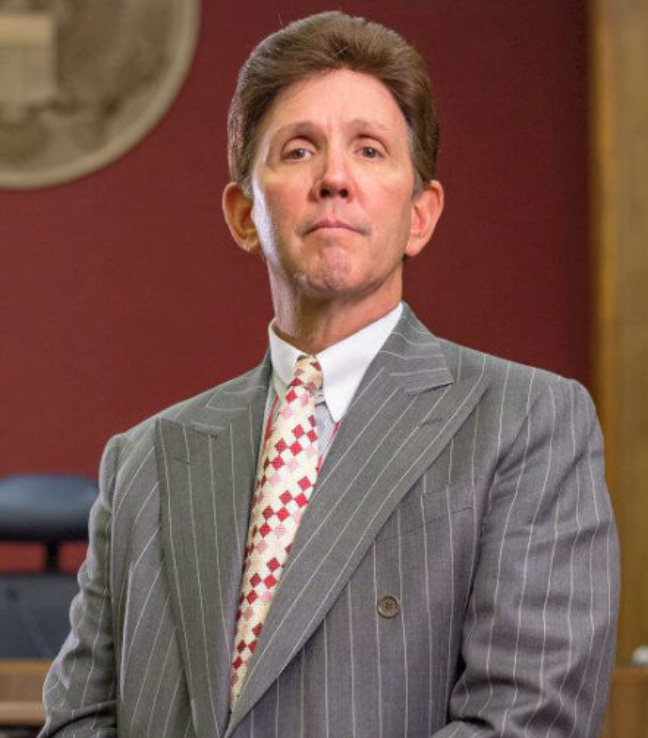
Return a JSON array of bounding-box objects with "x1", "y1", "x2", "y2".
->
[{"x1": 0, "y1": 0, "x2": 200, "y2": 189}]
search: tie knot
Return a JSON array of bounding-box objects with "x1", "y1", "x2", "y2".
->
[{"x1": 291, "y1": 355, "x2": 322, "y2": 393}]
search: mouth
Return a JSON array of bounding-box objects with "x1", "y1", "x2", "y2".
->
[{"x1": 305, "y1": 218, "x2": 364, "y2": 235}]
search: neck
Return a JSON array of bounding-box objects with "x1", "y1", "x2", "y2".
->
[{"x1": 272, "y1": 293, "x2": 401, "y2": 354}]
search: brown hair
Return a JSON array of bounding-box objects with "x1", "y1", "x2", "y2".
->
[{"x1": 227, "y1": 11, "x2": 440, "y2": 193}]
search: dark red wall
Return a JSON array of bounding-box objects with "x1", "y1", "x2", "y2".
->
[{"x1": 0, "y1": 1, "x2": 589, "y2": 570}]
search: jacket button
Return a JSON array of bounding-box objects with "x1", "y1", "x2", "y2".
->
[{"x1": 377, "y1": 594, "x2": 400, "y2": 618}]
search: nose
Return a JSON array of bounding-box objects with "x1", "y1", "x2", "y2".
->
[
  {"x1": 319, "y1": 181, "x2": 349, "y2": 199},
  {"x1": 314, "y1": 149, "x2": 352, "y2": 200}
]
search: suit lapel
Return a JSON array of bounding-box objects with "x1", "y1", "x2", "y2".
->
[
  {"x1": 156, "y1": 360, "x2": 270, "y2": 738},
  {"x1": 227, "y1": 306, "x2": 488, "y2": 734}
]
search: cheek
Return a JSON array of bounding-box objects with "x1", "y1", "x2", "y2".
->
[
  {"x1": 367, "y1": 176, "x2": 414, "y2": 214},
  {"x1": 387, "y1": 189, "x2": 416, "y2": 231},
  {"x1": 258, "y1": 185, "x2": 303, "y2": 233}
]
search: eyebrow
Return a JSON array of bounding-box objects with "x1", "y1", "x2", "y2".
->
[{"x1": 348, "y1": 118, "x2": 394, "y2": 134}]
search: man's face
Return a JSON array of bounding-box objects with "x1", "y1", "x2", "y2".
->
[{"x1": 225, "y1": 69, "x2": 443, "y2": 315}]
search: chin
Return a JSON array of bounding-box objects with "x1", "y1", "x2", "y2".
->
[{"x1": 300, "y1": 266, "x2": 361, "y2": 296}]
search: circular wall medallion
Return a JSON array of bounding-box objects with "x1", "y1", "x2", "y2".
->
[{"x1": 0, "y1": 0, "x2": 200, "y2": 189}]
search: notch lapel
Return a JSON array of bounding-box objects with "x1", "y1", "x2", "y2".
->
[
  {"x1": 156, "y1": 361, "x2": 270, "y2": 738},
  {"x1": 227, "y1": 306, "x2": 488, "y2": 733}
]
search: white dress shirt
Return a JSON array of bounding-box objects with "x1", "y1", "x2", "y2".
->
[{"x1": 264, "y1": 303, "x2": 403, "y2": 458}]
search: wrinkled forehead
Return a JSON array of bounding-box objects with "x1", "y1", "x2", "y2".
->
[{"x1": 252, "y1": 68, "x2": 413, "y2": 157}]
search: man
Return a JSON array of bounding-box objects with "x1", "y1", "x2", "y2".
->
[{"x1": 41, "y1": 11, "x2": 618, "y2": 738}]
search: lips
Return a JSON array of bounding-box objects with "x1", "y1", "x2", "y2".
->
[{"x1": 305, "y1": 218, "x2": 363, "y2": 235}]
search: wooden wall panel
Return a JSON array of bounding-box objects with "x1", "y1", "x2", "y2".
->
[
  {"x1": 600, "y1": 668, "x2": 648, "y2": 737},
  {"x1": 592, "y1": 0, "x2": 648, "y2": 659}
]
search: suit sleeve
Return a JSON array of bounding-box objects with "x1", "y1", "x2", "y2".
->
[
  {"x1": 39, "y1": 435, "x2": 122, "y2": 738},
  {"x1": 433, "y1": 378, "x2": 619, "y2": 738}
]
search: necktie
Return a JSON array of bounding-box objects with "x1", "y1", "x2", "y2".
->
[{"x1": 231, "y1": 355, "x2": 323, "y2": 705}]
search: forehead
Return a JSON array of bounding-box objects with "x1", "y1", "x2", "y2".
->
[{"x1": 257, "y1": 68, "x2": 409, "y2": 140}]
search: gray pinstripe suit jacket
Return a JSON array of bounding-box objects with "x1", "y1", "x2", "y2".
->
[{"x1": 41, "y1": 305, "x2": 618, "y2": 738}]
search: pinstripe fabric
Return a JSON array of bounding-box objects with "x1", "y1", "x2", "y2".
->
[{"x1": 40, "y1": 304, "x2": 618, "y2": 738}]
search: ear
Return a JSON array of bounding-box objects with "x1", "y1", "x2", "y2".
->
[
  {"x1": 404, "y1": 179, "x2": 444, "y2": 258},
  {"x1": 222, "y1": 181, "x2": 261, "y2": 255}
]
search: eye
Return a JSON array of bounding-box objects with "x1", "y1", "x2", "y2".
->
[
  {"x1": 283, "y1": 146, "x2": 313, "y2": 161},
  {"x1": 360, "y1": 145, "x2": 383, "y2": 159}
]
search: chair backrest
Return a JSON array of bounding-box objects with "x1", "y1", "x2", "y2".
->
[
  {"x1": 0, "y1": 474, "x2": 98, "y2": 571},
  {"x1": 0, "y1": 474, "x2": 98, "y2": 658},
  {"x1": 0, "y1": 574, "x2": 81, "y2": 659}
]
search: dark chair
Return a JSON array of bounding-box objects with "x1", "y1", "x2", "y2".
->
[{"x1": 0, "y1": 474, "x2": 98, "y2": 659}]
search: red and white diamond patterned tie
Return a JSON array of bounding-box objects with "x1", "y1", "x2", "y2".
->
[{"x1": 231, "y1": 355, "x2": 323, "y2": 706}]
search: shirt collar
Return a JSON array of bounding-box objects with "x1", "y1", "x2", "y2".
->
[{"x1": 267, "y1": 303, "x2": 403, "y2": 423}]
